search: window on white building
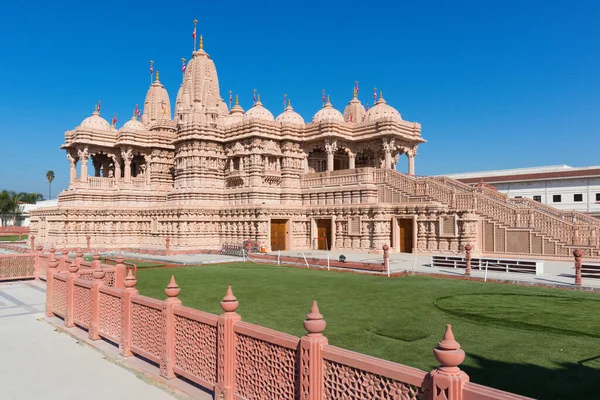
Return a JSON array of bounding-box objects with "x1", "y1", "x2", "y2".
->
[
  {"x1": 553, "y1": 195, "x2": 561, "y2": 203},
  {"x1": 596, "y1": 193, "x2": 600, "y2": 202},
  {"x1": 533, "y1": 195, "x2": 541, "y2": 202},
  {"x1": 574, "y1": 194, "x2": 583, "y2": 202}
]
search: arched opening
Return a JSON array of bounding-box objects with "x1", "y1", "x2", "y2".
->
[
  {"x1": 307, "y1": 149, "x2": 327, "y2": 173},
  {"x1": 355, "y1": 149, "x2": 376, "y2": 168}
]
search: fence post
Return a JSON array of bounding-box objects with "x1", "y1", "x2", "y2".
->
[
  {"x1": 299, "y1": 301, "x2": 328, "y2": 400},
  {"x1": 114, "y1": 254, "x2": 126, "y2": 290},
  {"x1": 160, "y1": 276, "x2": 182, "y2": 379},
  {"x1": 34, "y1": 245, "x2": 43, "y2": 280},
  {"x1": 429, "y1": 325, "x2": 469, "y2": 400},
  {"x1": 573, "y1": 249, "x2": 583, "y2": 287},
  {"x1": 65, "y1": 257, "x2": 80, "y2": 328},
  {"x1": 464, "y1": 244, "x2": 472, "y2": 277},
  {"x1": 91, "y1": 252, "x2": 101, "y2": 269},
  {"x1": 75, "y1": 248, "x2": 84, "y2": 268},
  {"x1": 59, "y1": 247, "x2": 68, "y2": 271},
  {"x1": 215, "y1": 286, "x2": 242, "y2": 400},
  {"x1": 30, "y1": 235, "x2": 35, "y2": 252},
  {"x1": 382, "y1": 244, "x2": 390, "y2": 277},
  {"x1": 89, "y1": 266, "x2": 105, "y2": 340},
  {"x1": 119, "y1": 271, "x2": 138, "y2": 357},
  {"x1": 45, "y1": 245, "x2": 58, "y2": 317}
]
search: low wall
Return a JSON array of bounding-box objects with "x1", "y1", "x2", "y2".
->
[{"x1": 38, "y1": 263, "x2": 531, "y2": 399}]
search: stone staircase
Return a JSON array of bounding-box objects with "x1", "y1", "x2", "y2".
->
[{"x1": 374, "y1": 169, "x2": 600, "y2": 258}]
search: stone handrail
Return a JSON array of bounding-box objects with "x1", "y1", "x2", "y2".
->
[
  {"x1": 88, "y1": 176, "x2": 115, "y2": 189},
  {"x1": 313, "y1": 168, "x2": 599, "y2": 247},
  {"x1": 0, "y1": 253, "x2": 36, "y2": 281},
  {"x1": 38, "y1": 265, "x2": 531, "y2": 399}
]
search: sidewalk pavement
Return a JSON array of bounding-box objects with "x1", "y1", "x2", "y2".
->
[{"x1": 0, "y1": 280, "x2": 182, "y2": 400}]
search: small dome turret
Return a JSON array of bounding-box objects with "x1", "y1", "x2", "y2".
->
[
  {"x1": 312, "y1": 97, "x2": 344, "y2": 123},
  {"x1": 276, "y1": 100, "x2": 304, "y2": 125},
  {"x1": 224, "y1": 95, "x2": 245, "y2": 126},
  {"x1": 80, "y1": 108, "x2": 111, "y2": 131},
  {"x1": 243, "y1": 95, "x2": 275, "y2": 121},
  {"x1": 120, "y1": 115, "x2": 147, "y2": 132},
  {"x1": 364, "y1": 92, "x2": 402, "y2": 123}
]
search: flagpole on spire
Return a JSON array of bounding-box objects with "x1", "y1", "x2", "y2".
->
[
  {"x1": 354, "y1": 81, "x2": 359, "y2": 98},
  {"x1": 322, "y1": 90, "x2": 326, "y2": 106},
  {"x1": 229, "y1": 90, "x2": 232, "y2": 109},
  {"x1": 181, "y1": 58, "x2": 186, "y2": 82},
  {"x1": 373, "y1": 87, "x2": 377, "y2": 103},
  {"x1": 149, "y1": 60, "x2": 154, "y2": 86},
  {"x1": 192, "y1": 19, "x2": 198, "y2": 51},
  {"x1": 253, "y1": 89, "x2": 257, "y2": 105},
  {"x1": 283, "y1": 94, "x2": 287, "y2": 111}
]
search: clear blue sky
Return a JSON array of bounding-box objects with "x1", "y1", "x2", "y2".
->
[{"x1": 0, "y1": 0, "x2": 598, "y2": 198}]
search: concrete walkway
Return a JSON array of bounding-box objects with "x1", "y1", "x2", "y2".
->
[{"x1": 0, "y1": 280, "x2": 180, "y2": 400}]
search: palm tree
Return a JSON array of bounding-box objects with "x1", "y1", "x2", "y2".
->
[
  {"x1": 0, "y1": 190, "x2": 19, "y2": 226},
  {"x1": 46, "y1": 170, "x2": 55, "y2": 200}
]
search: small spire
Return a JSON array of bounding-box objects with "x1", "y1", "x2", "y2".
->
[
  {"x1": 199, "y1": 34, "x2": 203, "y2": 50},
  {"x1": 257, "y1": 93, "x2": 261, "y2": 102},
  {"x1": 288, "y1": 98, "x2": 291, "y2": 107},
  {"x1": 155, "y1": 70, "x2": 160, "y2": 82},
  {"x1": 220, "y1": 285, "x2": 239, "y2": 314},
  {"x1": 235, "y1": 94, "x2": 239, "y2": 105},
  {"x1": 165, "y1": 275, "x2": 181, "y2": 298}
]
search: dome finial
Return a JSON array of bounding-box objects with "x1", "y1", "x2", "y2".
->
[
  {"x1": 380, "y1": 90, "x2": 383, "y2": 99},
  {"x1": 155, "y1": 70, "x2": 160, "y2": 82},
  {"x1": 327, "y1": 94, "x2": 331, "y2": 103},
  {"x1": 288, "y1": 98, "x2": 291, "y2": 107},
  {"x1": 353, "y1": 81, "x2": 359, "y2": 98},
  {"x1": 235, "y1": 94, "x2": 239, "y2": 105},
  {"x1": 199, "y1": 34, "x2": 204, "y2": 50},
  {"x1": 257, "y1": 93, "x2": 261, "y2": 102}
]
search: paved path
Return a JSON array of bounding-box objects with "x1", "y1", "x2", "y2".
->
[{"x1": 0, "y1": 280, "x2": 178, "y2": 400}]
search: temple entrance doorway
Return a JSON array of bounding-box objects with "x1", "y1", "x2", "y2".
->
[
  {"x1": 314, "y1": 219, "x2": 332, "y2": 250},
  {"x1": 270, "y1": 219, "x2": 288, "y2": 251},
  {"x1": 398, "y1": 218, "x2": 413, "y2": 253}
]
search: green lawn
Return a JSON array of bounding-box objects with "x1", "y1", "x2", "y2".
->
[
  {"x1": 0, "y1": 234, "x2": 28, "y2": 242},
  {"x1": 135, "y1": 262, "x2": 600, "y2": 400}
]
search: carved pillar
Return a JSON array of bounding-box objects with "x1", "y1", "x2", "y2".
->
[
  {"x1": 67, "y1": 151, "x2": 77, "y2": 184},
  {"x1": 121, "y1": 148, "x2": 133, "y2": 184},
  {"x1": 382, "y1": 138, "x2": 395, "y2": 169},
  {"x1": 348, "y1": 151, "x2": 356, "y2": 169},
  {"x1": 407, "y1": 146, "x2": 417, "y2": 176},
  {"x1": 78, "y1": 147, "x2": 90, "y2": 182},
  {"x1": 325, "y1": 140, "x2": 337, "y2": 172}
]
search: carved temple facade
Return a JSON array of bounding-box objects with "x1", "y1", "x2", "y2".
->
[{"x1": 30, "y1": 42, "x2": 600, "y2": 260}]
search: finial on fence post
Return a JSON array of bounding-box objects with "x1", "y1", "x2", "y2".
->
[
  {"x1": 220, "y1": 286, "x2": 239, "y2": 314},
  {"x1": 165, "y1": 275, "x2": 181, "y2": 298},
  {"x1": 382, "y1": 244, "x2": 390, "y2": 276},
  {"x1": 573, "y1": 249, "x2": 583, "y2": 287},
  {"x1": 115, "y1": 253, "x2": 127, "y2": 289},
  {"x1": 75, "y1": 248, "x2": 84, "y2": 268},
  {"x1": 464, "y1": 244, "x2": 472, "y2": 277},
  {"x1": 304, "y1": 300, "x2": 326, "y2": 337},
  {"x1": 30, "y1": 235, "x2": 35, "y2": 252},
  {"x1": 124, "y1": 270, "x2": 137, "y2": 289},
  {"x1": 430, "y1": 324, "x2": 469, "y2": 399},
  {"x1": 59, "y1": 246, "x2": 69, "y2": 271}
]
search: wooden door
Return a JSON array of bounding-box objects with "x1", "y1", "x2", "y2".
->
[
  {"x1": 316, "y1": 219, "x2": 331, "y2": 250},
  {"x1": 399, "y1": 219, "x2": 413, "y2": 253},
  {"x1": 270, "y1": 220, "x2": 287, "y2": 251}
]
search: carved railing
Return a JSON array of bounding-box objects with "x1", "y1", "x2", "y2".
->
[
  {"x1": 87, "y1": 176, "x2": 115, "y2": 189},
  {"x1": 0, "y1": 254, "x2": 36, "y2": 281},
  {"x1": 131, "y1": 177, "x2": 146, "y2": 188},
  {"x1": 40, "y1": 267, "x2": 531, "y2": 400},
  {"x1": 300, "y1": 168, "x2": 375, "y2": 188}
]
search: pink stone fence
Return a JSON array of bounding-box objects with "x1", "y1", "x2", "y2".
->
[{"x1": 40, "y1": 270, "x2": 531, "y2": 399}]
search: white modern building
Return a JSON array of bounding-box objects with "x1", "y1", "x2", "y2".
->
[{"x1": 445, "y1": 165, "x2": 600, "y2": 218}]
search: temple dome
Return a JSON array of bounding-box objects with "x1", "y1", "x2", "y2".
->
[
  {"x1": 276, "y1": 101, "x2": 304, "y2": 125},
  {"x1": 243, "y1": 99, "x2": 274, "y2": 122},
  {"x1": 343, "y1": 96, "x2": 365, "y2": 123},
  {"x1": 80, "y1": 110, "x2": 111, "y2": 131},
  {"x1": 312, "y1": 100, "x2": 344, "y2": 123},
  {"x1": 364, "y1": 94, "x2": 402, "y2": 122},
  {"x1": 120, "y1": 116, "x2": 146, "y2": 131},
  {"x1": 142, "y1": 72, "x2": 172, "y2": 124},
  {"x1": 224, "y1": 96, "x2": 245, "y2": 126}
]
